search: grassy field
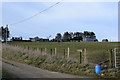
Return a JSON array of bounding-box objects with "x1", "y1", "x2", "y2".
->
[
  {"x1": 2, "y1": 42, "x2": 120, "y2": 78},
  {"x1": 8, "y1": 42, "x2": 118, "y2": 51},
  {"x1": 8, "y1": 42, "x2": 119, "y2": 63}
]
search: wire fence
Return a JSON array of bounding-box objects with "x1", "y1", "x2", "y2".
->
[{"x1": 2, "y1": 44, "x2": 115, "y2": 68}]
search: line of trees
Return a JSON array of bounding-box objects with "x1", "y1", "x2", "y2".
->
[
  {"x1": 53, "y1": 31, "x2": 96, "y2": 42},
  {"x1": 0, "y1": 25, "x2": 10, "y2": 42},
  {"x1": 0, "y1": 25, "x2": 97, "y2": 42}
]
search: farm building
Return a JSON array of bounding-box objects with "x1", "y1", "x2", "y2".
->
[
  {"x1": 29, "y1": 37, "x2": 49, "y2": 42},
  {"x1": 83, "y1": 31, "x2": 98, "y2": 42},
  {"x1": 29, "y1": 37, "x2": 39, "y2": 42},
  {"x1": 11, "y1": 37, "x2": 31, "y2": 42},
  {"x1": 11, "y1": 37, "x2": 22, "y2": 41}
]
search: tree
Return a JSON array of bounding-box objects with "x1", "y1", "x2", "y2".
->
[
  {"x1": 73, "y1": 36, "x2": 83, "y2": 41},
  {"x1": 90, "y1": 32, "x2": 95, "y2": 35},
  {"x1": 63, "y1": 32, "x2": 72, "y2": 42},
  {"x1": 0, "y1": 25, "x2": 10, "y2": 42},
  {"x1": 73, "y1": 32, "x2": 83, "y2": 37},
  {"x1": 102, "y1": 39, "x2": 108, "y2": 42},
  {"x1": 69, "y1": 32, "x2": 74, "y2": 39},
  {"x1": 73, "y1": 32, "x2": 83, "y2": 41},
  {"x1": 55, "y1": 33, "x2": 62, "y2": 42}
]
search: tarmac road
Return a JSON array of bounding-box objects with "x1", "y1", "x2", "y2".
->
[{"x1": 1, "y1": 58, "x2": 90, "y2": 78}]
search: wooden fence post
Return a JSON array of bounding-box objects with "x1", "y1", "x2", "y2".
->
[
  {"x1": 77, "y1": 49, "x2": 82, "y2": 64},
  {"x1": 109, "y1": 49, "x2": 113, "y2": 68},
  {"x1": 55, "y1": 48, "x2": 57, "y2": 55},
  {"x1": 50, "y1": 49, "x2": 52, "y2": 55},
  {"x1": 64, "y1": 49, "x2": 66, "y2": 58},
  {"x1": 80, "y1": 51, "x2": 82, "y2": 64},
  {"x1": 84, "y1": 48, "x2": 87, "y2": 64},
  {"x1": 67, "y1": 47, "x2": 70, "y2": 58}
]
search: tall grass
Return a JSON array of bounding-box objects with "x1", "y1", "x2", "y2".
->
[
  {"x1": 2, "y1": 42, "x2": 120, "y2": 78},
  {"x1": 8, "y1": 42, "x2": 119, "y2": 64}
]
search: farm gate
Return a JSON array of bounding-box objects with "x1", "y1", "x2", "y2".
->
[{"x1": 114, "y1": 48, "x2": 120, "y2": 68}]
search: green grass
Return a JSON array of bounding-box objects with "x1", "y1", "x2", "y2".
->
[
  {"x1": 8, "y1": 42, "x2": 118, "y2": 49},
  {"x1": 8, "y1": 42, "x2": 119, "y2": 53},
  {"x1": 2, "y1": 42, "x2": 120, "y2": 78},
  {"x1": 8, "y1": 42, "x2": 119, "y2": 63}
]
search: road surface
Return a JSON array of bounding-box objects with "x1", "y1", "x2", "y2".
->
[{"x1": 1, "y1": 58, "x2": 90, "y2": 78}]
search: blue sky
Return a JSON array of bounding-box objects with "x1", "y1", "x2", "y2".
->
[{"x1": 1, "y1": 2, "x2": 118, "y2": 41}]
